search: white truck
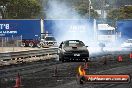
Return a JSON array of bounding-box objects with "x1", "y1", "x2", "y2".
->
[{"x1": 97, "y1": 24, "x2": 116, "y2": 43}]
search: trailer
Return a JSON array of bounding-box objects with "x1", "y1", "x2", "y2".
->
[
  {"x1": 0, "y1": 19, "x2": 57, "y2": 47},
  {"x1": 0, "y1": 19, "x2": 95, "y2": 47},
  {"x1": 97, "y1": 24, "x2": 116, "y2": 43},
  {"x1": 43, "y1": 19, "x2": 94, "y2": 45},
  {"x1": 117, "y1": 19, "x2": 132, "y2": 40}
]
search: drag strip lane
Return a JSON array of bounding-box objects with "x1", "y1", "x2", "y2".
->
[{"x1": 0, "y1": 59, "x2": 61, "y2": 78}]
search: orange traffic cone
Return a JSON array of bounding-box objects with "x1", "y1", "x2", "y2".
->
[
  {"x1": 118, "y1": 55, "x2": 123, "y2": 62},
  {"x1": 53, "y1": 66, "x2": 58, "y2": 77},
  {"x1": 130, "y1": 53, "x2": 132, "y2": 59},
  {"x1": 14, "y1": 73, "x2": 21, "y2": 88}
]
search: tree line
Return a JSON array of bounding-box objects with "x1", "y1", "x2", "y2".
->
[
  {"x1": 0, "y1": 0, "x2": 41, "y2": 19},
  {"x1": 107, "y1": 6, "x2": 132, "y2": 20},
  {"x1": 0, "y1": 0, "x2": 131, "y2": 19}
]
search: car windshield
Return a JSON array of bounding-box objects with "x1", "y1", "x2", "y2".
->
[
  {"x1": 64, "y1": 40, "x2": 85, "y2": 47},
  {"x1": 45, "y1": 37, "x2": 56, "y2": 41}
]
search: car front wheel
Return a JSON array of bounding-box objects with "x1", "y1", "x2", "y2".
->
[{"x1": 59, "y1": 55, "x2": 65, "y2": 62}]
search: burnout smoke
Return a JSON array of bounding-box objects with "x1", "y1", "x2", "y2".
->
[
  {"x1": 42, "y1": 0, "x2": 126, "y2": 55},
  {"x1": 44, "y1": 0, "x2": 94, "y2": 45},
  {"x1": 46, "y1": 0, "x2": 80, "y2": 19}
]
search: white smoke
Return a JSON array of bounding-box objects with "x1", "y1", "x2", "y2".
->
[
  {"x1": 42, "y1": 0, "x2": 129, "y2": 55},
  {"x1": 44, "y1": 0, "x2": 94, "y2": 45},
  {"x1": 46, "y1": 0, "x2": 80, "y2": 19}
]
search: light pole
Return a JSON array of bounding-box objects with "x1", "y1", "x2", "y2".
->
[
  {"x1": 0, "y1": 6, "x2": 6, "y2": 19},
  {"x1": 88, "y1": 0, "x2": 91, "y2": 20}
]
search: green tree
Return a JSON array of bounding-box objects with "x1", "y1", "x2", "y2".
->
[
  {"x1": 124, "y1": 6, "x2": 132, "y2": 19},
  {"x1": 1, "y1": 0, "x2": 41, "y2": 19},
  {"x1": 0, "y1": 0, "x2": 10, "y2": 18},
  {"x1": 107, "y1": 6, "x2": 132, "y2": 20},
  {"x1": 75, "y1": 3, "x2": 99, "y2": 19},
  {"x1": 76, "y1": 4, "x2": 87, "y2": 16},
  {"x1": 0, "y1": 0, "x2": 10, "y2": 6}
]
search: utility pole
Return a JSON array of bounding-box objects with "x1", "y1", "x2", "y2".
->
[
  {"x1": 0, "y1": 9, "x2": 2, "y2": 19},
  {"x1": 100, "y1": 0, "x2": 106, "y2": 23},
  {"x1": 88, "y1": 0, "x2": 91, "y2": 20},
  {"x1": 102, "y1": 0, "x2": 105, "y2": 19},
  {"x1": 0, "y1": 6, "x2": 6, "y2": 19}
]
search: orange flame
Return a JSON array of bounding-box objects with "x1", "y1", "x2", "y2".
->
[{"x1": 78, "y1": 65, "x2": 86, "y2": 76}]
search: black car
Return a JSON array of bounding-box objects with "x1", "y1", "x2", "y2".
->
[{"x1": 58, "y1": 40, "x2": 89, "y2": 62}]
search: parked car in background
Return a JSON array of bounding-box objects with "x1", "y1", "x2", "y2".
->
[
  {"x1": 121, "y1": 39, "x2": 132, "y2": 48},
  {"x1": 39, "y1": 35, "x2": 57, "y2": 48}
]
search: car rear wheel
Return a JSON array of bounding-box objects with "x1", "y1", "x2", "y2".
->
[
  {"x1": 21, "y1": 43, "x2": 26, "y2": 47},
  {"x1": 37, "y1": 42, "x2": 44, "y2": 48},
  {"x1": 29, "y1": 42, "x2": 34, "y2": 47},
  {"x1": 37, "y1": 43, "x2": 41, "y2": 48}
]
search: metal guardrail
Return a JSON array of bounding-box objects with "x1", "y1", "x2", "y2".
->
[
  {"x1": 0, "y1": 48, "x2": 58, "y2": 61},
  {"x1": 0, "y1": 53, "x2": 11, "y2": 60}
]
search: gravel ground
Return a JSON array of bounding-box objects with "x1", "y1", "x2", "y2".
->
[{"x1": 0, "y1": 54, "x2": 132, "y2": 88}]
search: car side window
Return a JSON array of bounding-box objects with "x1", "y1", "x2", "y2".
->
[
  {"x1": 65, "y1": 41, "x2": 69, "y2": 47},
  {"x1": 79, "y1": 41, "x2": 85, "y2": 46},
  {"x1": 59, "y1": 42, "x2": 63, "y2": 48}
]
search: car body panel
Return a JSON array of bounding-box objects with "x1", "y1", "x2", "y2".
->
[{"x1": 58, "y1": 40, "x2": 89, "y2": 62}]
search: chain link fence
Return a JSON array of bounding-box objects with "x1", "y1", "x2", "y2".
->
[
  {"x1": 0, "y1": 36, "x2": 22, "y2": 47},
  {"x1": 0, "y1": 36, "x2": 23, "y2": 52}
]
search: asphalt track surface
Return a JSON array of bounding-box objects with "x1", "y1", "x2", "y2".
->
[{"x1": 0, "y1": 53, "x2": 132, "y2": 88}]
